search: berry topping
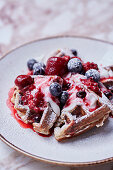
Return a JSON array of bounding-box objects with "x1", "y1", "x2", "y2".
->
[
  {"x1": 67, "y1": 58, "x2": 82, "y2": 73},
  {"x1": 60, "y1": 91, "x2": 69, "y2": 105},
  {"x1": 33, "y1": 62, "x2": 45, "y2": 75},
  {"x1": 104, "y1": 91, "x2": 113, "y2": 100},
  {"x1": 85, "y1": 69, "x2": 100, "y2": 82},
  {"x1": 21, "y1": 87, "x2": 46, "y2": 115},
  {"x1": 33, "y1": 88, "x2": 45, "y2": 107},
  {"x1": 45, "y1": 56, "x2": 70, "y2": 76},
  {"x1": 76, "y1": 91, "x2": 86, "y2": 98},
  {"x1": 71, "y1": 49, "x2": 77, "y2": 56},
  {"x1": 27, "y1": 59, "x2": 37, "y2": 71},
  {"x1": 81, "y1": 78, "x2": 102, "y2": 96},
  {"x1": 15, "y1": 75, "x2": 34, "y2": 89},
  {"x1": 83, "y1": 62, "x2": 98, "y2": 72},
  {"x1": 49, "y1": 82, "x2": 62, "y2": 96},
  {"x1": 21, "y1": 90, "x2": 33, "y2": 105}
]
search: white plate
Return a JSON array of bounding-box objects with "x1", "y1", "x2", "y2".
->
[{"x1": 0, "y1": 36, "x2": 113, "y2": 166}]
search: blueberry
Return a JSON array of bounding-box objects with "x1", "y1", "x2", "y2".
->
[
  {"x1": 85, "y1": 69, "x2": 100, "y2": 82},
  {"x1": 68, "y1": 58, "x2": 82, "y2": 73},
  {"x1": 27, "y1": 59, "x2": 37, "y2": 71},
  {"x1": 76, "y1": 91, "x2": 86, "y2": 98},
  {"x1": 33, "y1": 62, "x2": 45, "y2": 75},
  {"x1": 71, "y1": 49, "x2": 77, "y2": 56},
  {"x1": 49, "y1": 82, "x2": 62, "y2": 96},
  {"x1": 60, "y1": 91, "x2": 69, "y2": 105}
]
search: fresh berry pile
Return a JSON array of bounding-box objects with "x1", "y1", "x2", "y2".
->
[
  {"x1": 14, "y1": 48, "x2": 107, "y2": 113},
  {"x1": 26, "y1": 49, "x2": 100, "y2": 80}
]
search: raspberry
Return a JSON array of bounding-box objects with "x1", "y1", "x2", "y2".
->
[
  {"x1": 83, "y1": 62, "x2": 98, "y2": 72},
  {"x1": 21, "y1": 91, "x2": 33, "y2": 105},
  {"x1": 33, "y1": 88, "x2": 45, "y2": 107},
  {"x1": 15, "y1": 75, "x2": 34, "y2": 89},
  {"x1": 45, "y1": 56, "x2": 70, "y2": 76},
  {"x1": 76, "y1": 85, "x2": 84, "y2": 91},
  {"x1": 81, "y1": 78, "x2": 101, "y2": 97}
]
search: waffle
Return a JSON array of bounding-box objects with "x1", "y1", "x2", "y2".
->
[
  {"x1": 54, "y1": 74, "x2": 112, "y2": 141},
  {"x1": 11, "y1": 48, "x2": 113, "y2": 141},
  {"x1": 12, "y1": 75, "x2": 63, "y2": 135}
]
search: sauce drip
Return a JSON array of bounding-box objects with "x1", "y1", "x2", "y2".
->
[{"x1": 7, "y1": 87, "x2": 52, "y2": 137}]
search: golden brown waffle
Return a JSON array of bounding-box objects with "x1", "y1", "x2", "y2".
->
[
  {"x1": 54, "y1": 74, "x2": 112, "y2": 141},
  {"x1": 12, "y1": 75, "x2": 63, "y2": 135},
  {"x1": 12, "y1": 72, "x2": 113, "y2": 141}
]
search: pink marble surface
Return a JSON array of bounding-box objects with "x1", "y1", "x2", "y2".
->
[{"x1": 0, "y1": 0, "x2": 113, "y2": 169}]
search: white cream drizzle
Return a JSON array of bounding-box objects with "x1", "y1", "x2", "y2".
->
[
  {"x1": 63, "y1": 74, "x2": 98, "y2": 111},
  {"x1": 31, "y1": 76, "x2": 61, "y2": 115}
]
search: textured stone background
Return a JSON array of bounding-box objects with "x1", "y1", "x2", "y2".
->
[{"x1": 0, "y1": 0, "x2": 113, "y2": 56}]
